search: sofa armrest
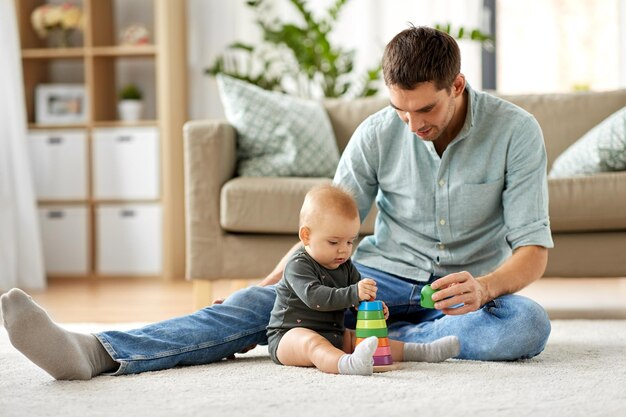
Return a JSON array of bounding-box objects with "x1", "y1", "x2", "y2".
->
[{"x1": 184, "y1": 120, "x2": 237, "y2": 279}]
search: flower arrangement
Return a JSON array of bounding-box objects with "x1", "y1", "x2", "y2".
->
[
  {"x1": 119, "y1": 24, "x2": 151, "y2": 46},
  {"x1": 30, "y1": 3, "x2": 83, "y2": 47}
]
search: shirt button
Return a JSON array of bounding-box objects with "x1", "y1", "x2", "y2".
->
[
  {"x1": 439, "y1": 179, "x2": 445, "y2": 186},
  {"x1": 439, "y1": 219, "x2": 446, "y2": 225},
  {"x1": 438, "y1": 243, "x2": 445, "y2": 250}
]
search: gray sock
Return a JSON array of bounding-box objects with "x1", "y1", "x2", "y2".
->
[
  {"x1": 403, "y1": 335, "x2": 460, "y2": 362},
  {"x1": 0, "y1": 288, "x2": 118, "y2": 380},
  {"x1": 338, "y1": 335, "x2": 378, "y2": 376}
]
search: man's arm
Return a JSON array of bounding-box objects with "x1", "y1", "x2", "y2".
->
[
  {"x1": 478, "y1": 245, "x2": 548, "y2": 302},
  {"x1": 431, "y1": 245, "x2": 548, "y2": 315},
  {"x1": 431, "y1": 111, "x2": 552, "y2": 315},
  {"x1": 257, "y1": 242, "x2": 301, "y2": 287}
]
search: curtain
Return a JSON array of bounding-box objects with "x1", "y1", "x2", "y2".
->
[{"x1": 0, "y1": 0, "x2": 45, "y2": 290}]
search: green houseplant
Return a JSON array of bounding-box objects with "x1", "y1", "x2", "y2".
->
[
  {"x1": 206, "y1": 0, "x2": 494, "y2": 99},
  {"x1": 206, "y1": 0, "x2": 380, "y2": 98},
  {"x1": 118, "y1": 84, "x2": 143, "y2": 121}
]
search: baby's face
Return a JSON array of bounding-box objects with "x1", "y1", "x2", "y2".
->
[{"x1": 304, "y1": 214, "x2": 360, "y2": 270}]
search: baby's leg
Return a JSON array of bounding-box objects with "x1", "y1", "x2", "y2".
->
[
  {"x1": 276, "y1": 328, "x2": 377, "y2": 375},
  {"x1": 389, "y1": 336, "x2": 460, "y2": 363}
]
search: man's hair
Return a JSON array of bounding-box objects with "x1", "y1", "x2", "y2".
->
[
  {"x1": 382, "y1": 25, "x2": 461, "y2": 91},
  {"x1": 299, "y1": 184, "x2": 359, "y2": 228}
]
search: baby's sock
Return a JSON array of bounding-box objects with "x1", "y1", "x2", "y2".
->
[
  {"x1": 1, "y1": 288, "x2": 118, "y2": 380},
  {"x1": 403, "y1": 335, "x2": 460, "y2": 362},
  {"x1": 337, "y1": 335, "x2": 378, "y2": 376}
]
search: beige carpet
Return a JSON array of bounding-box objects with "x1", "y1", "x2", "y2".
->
[{"x1": 1, "y1": 320, "x2": 625, "y2": 417}]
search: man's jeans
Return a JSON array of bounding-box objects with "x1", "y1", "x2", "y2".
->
[{"x1": 96, "y1": 263, "x2": 551, "y2": 375}]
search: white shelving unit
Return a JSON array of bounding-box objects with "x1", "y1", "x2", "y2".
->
[{"x1": 15, "y1": 0, "x2": 188, "y2": 280}]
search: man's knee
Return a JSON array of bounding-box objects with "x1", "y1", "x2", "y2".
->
[
  {"x1": 513, "y1": 295, "x2": 551, "y2": 359},
  {"x1": 222, "y1": 285, "x2": 276, "y2": 311},
  {"x1": 483, "y1": 295, "x2": 551, "y2": 360}
]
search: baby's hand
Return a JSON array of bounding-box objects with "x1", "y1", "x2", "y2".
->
[
  {"x1": 381, "y1": 301, "x2": 389, "y2": 320},
  {"x1": 358, "y1": 278, "x2": 377, "y2": 301}
]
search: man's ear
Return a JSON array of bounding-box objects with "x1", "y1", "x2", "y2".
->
[
  {"x1": 299, "y1": 226, "x2": 310, "y2": 245},
  {"x1": 453, "y1": 73, "x2": 466, "y2": 97}
]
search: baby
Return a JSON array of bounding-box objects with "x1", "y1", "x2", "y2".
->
[{"x1": 266, "y1": 184, "x2": 460, "y2": 375}]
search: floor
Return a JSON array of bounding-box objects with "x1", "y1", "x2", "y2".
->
[
  {"x1": 518, "y1": 277, "x2": 626, "y2": 319},
  {"x1": 6, "y1": 276, "x2": 626, "y2": 323},
  {"x1": 23, "y1": 278, "x2": 196, "y2": 323}
]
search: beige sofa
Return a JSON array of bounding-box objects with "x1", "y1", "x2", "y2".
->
[{"x1": 184, "y1": 89, "x2": 626, "y2": 301}]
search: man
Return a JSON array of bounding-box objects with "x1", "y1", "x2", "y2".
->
[{"x1": 0, "y1": 26, "x2": 552, "y2": 380}]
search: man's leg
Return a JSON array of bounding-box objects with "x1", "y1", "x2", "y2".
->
[
  {"x1": 352, "y1": 263, "x2": 551, "y2": 361},
  {"x1": 1, "y1": 285, "x2": 277, "y2": 378},
  {"x1": 387, "y1": 294, "x2": 551, "y2": 360},
  {"x1": 1, "y1": 288, "x2": 117, "y2": 380}
]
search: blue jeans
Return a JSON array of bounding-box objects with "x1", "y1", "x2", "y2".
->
[
  {"x1": 96, "y1": 263, "x2": 551, "y2": 375},
  {"x1": 351, "y1": 264, "x2": 551, "y2": 361}
]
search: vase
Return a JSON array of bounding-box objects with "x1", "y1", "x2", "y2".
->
[
  {"x1": 118, "y1": 100, "x2": 143, "y2": 121},
  {"x1": 49, "y1": 28, "x2": 71, "y2": 48}
]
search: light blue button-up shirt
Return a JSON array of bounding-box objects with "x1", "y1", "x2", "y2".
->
[{"x1": 334, "y1": 84, "x2": 554, "y2": 282}]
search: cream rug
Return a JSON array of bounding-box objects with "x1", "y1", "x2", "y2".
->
[{"x1": 1, "y1": 320, "x2": 624, "y2": 417}]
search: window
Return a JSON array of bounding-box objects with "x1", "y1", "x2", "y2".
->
[{"x1": 496, "y1": 0, "x2": 626, "y2": 93}]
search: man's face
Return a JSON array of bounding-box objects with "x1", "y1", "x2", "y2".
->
[{"x1": 388, "y1": 78, "x2": 462, "y2": 143}]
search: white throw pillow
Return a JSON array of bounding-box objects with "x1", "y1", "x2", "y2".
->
[
  {"x1": 549, "y1": 106, "x2": 626, "y2": 178},
  {"x1": 216, "y1": 74, "x2": 340, "y2": 177}
]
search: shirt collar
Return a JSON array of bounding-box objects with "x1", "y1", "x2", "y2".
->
[{"x1": 452, "y1": 81, "x2": 476, "y2": 145}]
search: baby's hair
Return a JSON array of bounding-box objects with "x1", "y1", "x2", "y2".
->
[{"x1": 300, "y1": 183, "x2": 359, "y2": 228}]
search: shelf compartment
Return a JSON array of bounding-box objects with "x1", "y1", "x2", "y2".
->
[
  {"x1": 96, "y1": 203, "x2": 162, "y2": 275},
  {"x1": 90, "y1": 0, "x2": 155, "y2": 48},
  {"x1": 28, "y1": 129, "x2": 88, "y2": 200},
  {"x1": 38, "y1": 205, "x2": 89, "y2": 275},
  {"x1": 91, "y1": 56, "x2": 157, "y2": 122},
  {"x1": 92, "y1": 126, "x2": 160, "y2": 200},
  {"x1": 17, "y1": 0, "x2": 85, "y2": 49},
  {"x1": 22, "y1": 58, "x2": 85, "y2": 124}
]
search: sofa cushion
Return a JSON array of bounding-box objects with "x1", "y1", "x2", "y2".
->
[
  {"x1": 549, "y1": 106, "x2": 626, "y2": 178},
  {"x1": 322, "y1": 90, "x2": 626, "y2": 170},
  {"x1": 499, "y1": 90, "x2": 626, "y2": 170},
  {"x1": 324, "y1": 97, "x2": 388, "y2": 153},
  {"x1": 221, "y1": 174, "x2": 626, "y2": 235},
  {"x1": 548, "y1": 172, "x2": 626, "y2": 232},
  {"x1": 221, "y1": 177, "x2": 376, "y2": 234},
  {"x1": 216, "y1": 74, "x2": 340, "y2": 177}
]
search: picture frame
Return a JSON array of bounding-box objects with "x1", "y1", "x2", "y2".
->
[{"x1": 36, "y1": 84, "x2": 88, "y2": 125}]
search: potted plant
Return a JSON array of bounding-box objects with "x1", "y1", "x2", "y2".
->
[
  {"x1": 117, "y1": 84, "x2": 143, "y2": 121},
  {"x1": 205, "y1": 0, "x2": 494, "y2": 99}
]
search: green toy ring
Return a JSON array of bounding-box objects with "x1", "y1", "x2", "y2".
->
[{"x1": 420, "y1": 284, "x2": 438, "y2": 309}]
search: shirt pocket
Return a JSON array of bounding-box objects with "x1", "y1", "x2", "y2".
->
[{"x1": 456, "y1": 177, "x2": 504, "y2": 229}]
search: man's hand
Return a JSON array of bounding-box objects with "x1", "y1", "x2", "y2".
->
[
  {"x1": 431, "y1": 271, "x2": 490, "y2": 315},
  {"x1": 358, "y1": 278, "x2": 377, "y2": 301},
  {"x1": 213, "y1": 298, "x2": 256, "y2": 359}
]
